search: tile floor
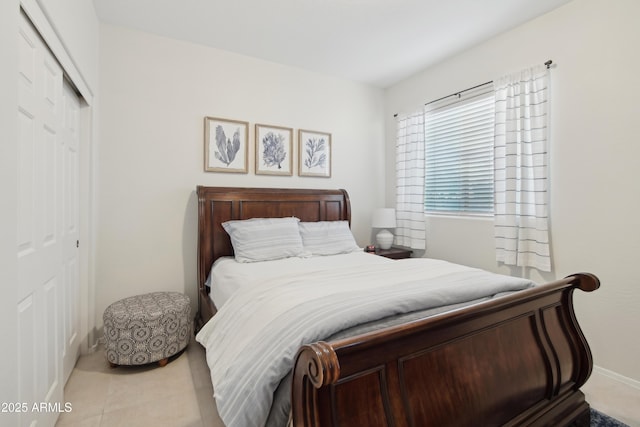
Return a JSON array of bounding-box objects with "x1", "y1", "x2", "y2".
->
[
  {"x1": 57, "y1": 339, "x2": 640, "y2": 427},
  {"x1": 55, "y1": 338, "x2": 224, "y2": 427}
]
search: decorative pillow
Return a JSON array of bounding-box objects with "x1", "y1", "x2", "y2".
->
[
  {"x1": 222, "y1": 217, "x2": 306, "y2": 263},
  {"x1": 298, "y1": 221, "x2": 360, "y2": 256}
]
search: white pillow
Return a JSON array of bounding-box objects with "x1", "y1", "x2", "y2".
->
[
  {"x1": 222, "y1": 217, "x2": 307, "y2": 263},
  {"x1": 298, "y1": 221, "x2": 360, "y2": 256}
]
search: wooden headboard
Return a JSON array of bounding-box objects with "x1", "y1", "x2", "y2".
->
[{"x1": 196, "y1": 186, "x2": 351, "y2": 295}]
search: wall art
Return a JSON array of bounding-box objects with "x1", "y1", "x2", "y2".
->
[
  {"x1": 255, "y1": 124, "x2": 293, "y2": 176},
  {"x1": 204, "y1": 116, "x2": 249, "y2": 173},
  {"x1": 299, "y1": 129, "x2": 331, "y2": 177}
]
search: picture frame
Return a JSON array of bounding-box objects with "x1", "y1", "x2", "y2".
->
[
  {"x1": 298, "y1": 129, "x2": 331, "y2": 177},
  {"x1": 255, "y1": 124, "x2": 293, "y2": 176},
  {"x1": 204, "y1": 116, "x2": 249, "y2": 173}
]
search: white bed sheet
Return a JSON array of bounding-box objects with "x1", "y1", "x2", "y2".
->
[{"x1": 208, "y1": 250, "x2": 390, "y2": 308}]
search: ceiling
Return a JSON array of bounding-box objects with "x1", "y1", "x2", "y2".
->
[{"x1": 93, "y1": 0, "x2": 571, "y2": 88}]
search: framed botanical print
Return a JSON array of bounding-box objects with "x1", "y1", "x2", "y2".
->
[
  {"x1": 204, "y1": 117, "x2": 249, "y2": 173},
  {"x1": 299, "y1": 129, "x2": 331, "y2": 177},
  {"x1": 255, "y1": 124, "x2": 293, "y2": 176}
]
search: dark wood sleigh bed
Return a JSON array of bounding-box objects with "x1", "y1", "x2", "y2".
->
[{"x1": 196, "y1": 186, "x2": 599, "y2": 427}]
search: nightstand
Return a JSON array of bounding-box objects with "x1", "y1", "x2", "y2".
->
[{"x1": 373, "y1": 247, "x2": 412, "y2": 259}]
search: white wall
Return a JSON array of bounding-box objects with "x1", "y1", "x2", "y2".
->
[
  {"x1": 96, "y1": 24, "x2": 386, "y2": 328},
  {"x1": 385, "y1": 0, "x2": 640, "y2": 385}
]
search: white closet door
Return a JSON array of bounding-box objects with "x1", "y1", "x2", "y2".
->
[
  {"x1": 61, "y1": 80, "x2": 81, "y2": 385},
  {"x1": 17, "y1": 12, "x2": 80, "y2": 426}
]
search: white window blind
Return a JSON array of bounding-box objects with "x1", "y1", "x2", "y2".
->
[{"x1": 424, "y1": 85, "x2": 495, "y2": 214}]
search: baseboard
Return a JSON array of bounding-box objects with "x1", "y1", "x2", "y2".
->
[
  {"x1": 593, "y1": 365, "x2": 640, "y2": 390},
  {"x1": 79, "y1": 326, "x2": 104, "y2": 355}
]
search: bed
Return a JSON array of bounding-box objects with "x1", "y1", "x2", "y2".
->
[{"x1": 195, "y1": 186, "x2": 599, "y2": 427}]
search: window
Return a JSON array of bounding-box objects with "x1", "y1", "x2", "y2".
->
[{"x1": 424, "y1": 85, "x2": 495, "y2": 214}]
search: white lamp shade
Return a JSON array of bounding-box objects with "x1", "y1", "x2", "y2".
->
[{"x1": 371, "y1": 208, "x2": 396, "y2": 228}]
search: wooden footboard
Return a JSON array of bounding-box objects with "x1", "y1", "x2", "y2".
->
[{"x1": 292, "y1": 273, "x2": 599, "y2": 427}]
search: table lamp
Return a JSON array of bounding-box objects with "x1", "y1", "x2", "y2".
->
[{"x1": 372, "y1": 208, "x2": 396, "y2": 250}]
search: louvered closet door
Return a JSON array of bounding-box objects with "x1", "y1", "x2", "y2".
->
[{"x1": 17, "y1": 12, "x2": 78, "y2": 426}]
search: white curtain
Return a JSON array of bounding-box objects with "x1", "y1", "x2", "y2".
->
[
  {"x1": 493, "y1": 65, "x2": 551, "y2": 271},
  {"x1": 395, "y1": 111, "x2": 426, "y2": 250}
]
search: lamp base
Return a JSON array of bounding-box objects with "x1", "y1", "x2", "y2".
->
[{"x1": 376, "y1": 229, "x2": 394, "y2": 250}]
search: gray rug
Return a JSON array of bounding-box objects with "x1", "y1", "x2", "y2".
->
[{"x1": 592, "y1": 408, "x2": 630, "y2": 427}]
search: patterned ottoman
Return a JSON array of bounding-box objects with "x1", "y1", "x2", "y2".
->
[{"x1": 103, "y1": 292, "x2": 191, "y2": 367}]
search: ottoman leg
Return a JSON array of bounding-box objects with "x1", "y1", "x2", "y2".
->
[
  {"x1": 158, "y1": 358, "x2": 168, "y2": 367},
  {"x1": 108, "y1": 361, "x2": 118, "y2": 368}
]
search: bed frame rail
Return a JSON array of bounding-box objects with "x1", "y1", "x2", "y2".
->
[{"x1": 292, "y1": 273, "x2": 599, "y2": 427}]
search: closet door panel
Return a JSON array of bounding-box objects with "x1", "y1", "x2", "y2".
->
[{"x1": 17, "y1": 12, "x2": 64, "y2": 427}]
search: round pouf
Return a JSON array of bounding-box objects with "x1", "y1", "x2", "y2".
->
[{"x1": 103, "y1": 292, "x2": 191, "y2": 367}]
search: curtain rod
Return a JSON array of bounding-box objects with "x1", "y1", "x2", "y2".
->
[
  {"x1": 393, "y1": 59, "x2": 553, "y2": 118},
  {"x1": 423, "y1": 80, "x2": 492, "y2": 107}
]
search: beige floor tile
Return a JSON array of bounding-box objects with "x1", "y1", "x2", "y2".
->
[
  {"x1": 56, "y1": 370, "x2": 110, "y2": 424},
  {"x1": 189, "y1": 339, "x2": 225, "y2": 426},
  {"x1": 100, "y1": 387, "x2": 202, "y2": 427},
  {"x1": 56, "y1": 350, "x2": 112, "y2": 425},
  {"x1": 194, "y1": 386, "x2": 224, "y2": 427},
  {"x1": 187, "y1": 342, "x2": 213, "y2": 391},
  {"x1": 104, "y1": 351, "x2": 195, "y2": 413},
  {"x1": 55, "y1": 413, "x2": 102, "y2": 427},
  {"x1": 73, "y1": 347, "x2": 114, "y2": 374}
]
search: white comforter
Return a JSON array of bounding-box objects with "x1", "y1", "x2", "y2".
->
[
  {"x1": 196, "y1": 256, "x2": 533, "y2": 427},
  {"x1": 208, "y1": 251, "x2": 389, "y2": 308}
]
